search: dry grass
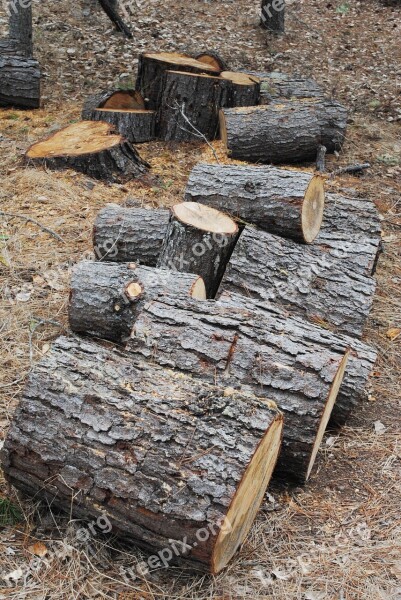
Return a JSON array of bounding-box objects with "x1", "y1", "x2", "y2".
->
[{"x1": 1, "y1": 0, "x2": 401, "y2": 598}]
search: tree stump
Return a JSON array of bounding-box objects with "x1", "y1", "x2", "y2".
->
[
  {"x1": 157, "y1": 71, "x2": 230, "y2": 141},
  {"x1": 1, "y1": 335, "x2": 283, "y2": 574},
  {"x1": 219, "y1": 99, "x2": 347, "y2": 163},
  {"x1": 220, "y1": 227, "x2": 376, "y2": 338},
  {"x1": 185, "y1": 163, "x2": 325, "y2": 243},
  {"x1": 83, "y1": 108, "x2": 156, "y2": 144},
  {"x1": 136, "y1": 52, "x2": 220, "y2": 110},
  {"x1": 157, "y1": 202, "x2": 240, "y2": 298},
  {"x1": 93, "y1": 203, "x2": 170, "y2": 264},
  {"x1": 26, "y1": 121, "x2": 149, "y2": 183},
  {"x1": 128, "y1": 295, "x2": 349, "y2": 482},
  {"x1": 260, "y1": 0, "x2": 285, "y2": 33},
  {"x1": 69, "y1": 261, "x2": 206, "y2": 342},
  {"x1": 220, "y1": 72, "x2": 261, "y2": 107}
]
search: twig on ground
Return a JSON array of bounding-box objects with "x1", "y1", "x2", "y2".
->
[
  {"x1": 330, "y1": 163, "x2": 371, "y2": 177},
  {"x1": 0, "y1": 210, "x2": 65, "y2": 242},
  {"x1": 178, "y1": 102, "x2": 221, "y2": 164}
]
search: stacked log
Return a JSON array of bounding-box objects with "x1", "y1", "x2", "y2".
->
[
  {"x1": 185, "y1": 163, "x2": 325, "y2": 243},
  {"x1": 219, "y1": 98, "x2": 347, "y2": 163},
  {"x1": 126, "y1": 295, "x2": 349, "y2": 482},
  {"x1": 220, "y1": 72, "x2": 261, "y2": 107},
  {"x1": 93, "y1": 204, "x2": 170, "y2": 264},
  {"x1": 1, "y1": 335, "x2": 283, "y2": 574},
  {"x1": 26, "y1": 121, "x2": 149, "y2": 183},
  {"x1": 219, "y1": 226, "x2": 376, "y2": 338},
  {"x1": 243, "y1": 71, "x2": 325, "y2": 104},
  {"x1": 69, "y1": 261, "x2": 206, "y2": 342}
]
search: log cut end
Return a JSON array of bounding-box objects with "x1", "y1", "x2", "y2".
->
[
  {"x1": 195, "y1": 51, "x2": 228, "y2": 72},
  {"x1": 143, "y1": 51, "x2": 220, "y2": 74},
  {"x1": 101, "y1": 90, "x2": 145, "y2": 110},
  {"x1": 190, "y1": 276, "x2": 207, "y2": 299},
  {"x1": 220, "y1": 71, "x2": 260, "y2": 86},
  {"x1": 173, "y1": 202, "x2": 238, "y2": 235},
  {"x1": 302, "y1": 175, "x2": 325, "y2": 243},
  {"x1": 306, "y1": 350, "x2": 350, "y2": 480},
  {"x1": 213, "y1": 412, "x2": 282, "y2": 572}
]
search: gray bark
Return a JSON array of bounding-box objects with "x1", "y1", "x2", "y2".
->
[
  {"x1": 1, "y1": 335, "x2": 282, "y2": 573},
  {"x1": 69, "y1": 261, "x2": 205, "y2": 342},
  {"x1": 93, "y1": 203, "x2": 170, "y2": 264},
  {"x1": 220, "y1": 73, "x2": 261, "y2": 108},
  {"x1": 82, "y1": 108, "x2": 156, "y2": 144},
  {"x1": 220, "y1": 227, "x2": 376, "y2": 338},
  {"x1": 185, "y1": 163, "x2": 323, "y2": 243},
  {"x1": 260, "y1": 0, "x2": 285, "y2": 33},
  {"x1": 243, "y1": 71, "x2": 324, "y2": 104},
  {"x1": 9, "y1": 0, "x2": 33, "y2": 57},
  {"x1": 127, "y1": 295, "x2": 349, "y2": 481},
  {"x1": 0, "y1": 55, "x2": 40, "y2": 108}
]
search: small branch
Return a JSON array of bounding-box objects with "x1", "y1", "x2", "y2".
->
[
  {"x1": 178, "y1": 102, "x2": 221, "y2": 164},
  {"x1": 330, "y1": 163, "x2": 371, "y2": 178},
  {"x1": 0, "y1": 210, "x2": 65, "y2": 242},
  {"x1": 315, "y1": 144, "x2": 327, "y2": 173},
  {"x1": 97, "y1": 0, "x2": 133, "y2": 38}
]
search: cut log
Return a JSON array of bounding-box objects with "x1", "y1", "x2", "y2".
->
[
  {"x1": 316, "y1": 193, "x2": 383, "y2": 276},
  {"x1": 220, "y1": 227, "x2": 376, "y2": 338},
  {"x1": 127, "y1": 295, "x2": 349, "y2": 481},
  {"x1": 69, "y1": 261, "x2": 206, "y2": 342},
  {"x1": 93, "y1": 203, "x2": 170, "y2": 264},
  {"x1": 218, "y1": 291, "x2": 377, "y2": 426},
  {"x1": 219, "y1": 99, "x2": 347, "y2": 163},
  {"x1": 260, "y1": 0, "x2": 285, "y2": 33},
  {"x1": 136, "y1": 52, "x2": 220, "y2": 110},
  {"x1": 243, "y1": 71, "x2": 324, "y2": 104},
  {"x1": 26, "y1": 121, "x2": 149, "y2": 183},
  {"x1": 185, "y1": 163, "x2": 325, "y2": 243},
  {"x1": 220, "y1": 72, "x2": 261, "y2": 107},
  {"x1": 157, "y1": 71, "x2": 230, "y2": 142},
  {"x1": 1, "y1": 335, "x2": 283, "y2": 574},
  {"x1": 157, "y1": 202, "x2": 240, "y2": 298},
  {"x1": 195, "y1": 50, "x2": 229, "y2": 72},
  {"x1": 82, "y1": 108, "x2": 156, "y2": 144},
  {"x1": 8, "y1": 0, "x2": 33, "y2": 57},
  {"x1": 0, "y1": 55, "x2": 40, "y2": 108},
  {"x1": 82, "y1": 90, "x2": 146, "y2": 117}
]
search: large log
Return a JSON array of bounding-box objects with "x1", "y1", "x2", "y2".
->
[
  {"x1": 157, "y1": 71, "x2": 230, "y2": 142},
  {"x1": 218, "y1": 291, "x2": 377, "y2": 426},
  {"x1": 157, "y1": 202, "x2": 240, "y2": 298},
  {"x1": 316, "y1": 193, "x2": 382, "y2": 276},
  {"x1": 220, "y1": 72, "x2": 261, "y2": 107},
  {"x1": 1, "y1": 335, "x2": 283, "y2": 574},
  {"x1": 69, "y1": 261, "x2": 206, "y2": 342},
  {"x1": 185, "y1": 163, "x2": 325, "y2": 243},
  {"x1": 219, "y1": 99, "x2": 347, "y2": 163},
  {"x1": 243, "y1": 71, "x2": 324, "y2": 104},
  {"x1": 127, "y1": 295, "x2": 349, "y2": 482},
  {"x1": 93, "y1": 203, "x2": 170, "y2": 264},
  {"x1": 0, "y1": 55, "x2": 40, "y2": 108},
  {"x1": 26, "y1": 121, "x2": 149, "y2": 183},
  {"x1": 220, "y1": 227, "x2": 376, "y2": 338},
  {"x1": 136, "y1": 52, "x2": 220, "y2": 110}
]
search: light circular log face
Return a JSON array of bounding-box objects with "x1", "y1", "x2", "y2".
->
[
  {"x1": 27, "y1": 121, "x2": 122, "y2": 158},
  {"x1": 190, "y1": 277, "x2": 207, "y2": 300},
  {"x1": 212, "y1": 415, "x2": 283, "y2": 573},
  {"x1": 220, "y1": 71, "x2": 261, "y2": 86},
  {"x1": 172, "y1": 202, "x2": 238, "y2": 235},
  {"x1": 102, "y1": 90, "x2": 145, "y2": 110},
  {"x1": 124, "y1": 281, "x2": 143, "y2": 300},
  {"x1": 95, "y1": 108, "x2": 152, "y2": 114},
  {"x1": 143, "y1": 52, "x2": 219, "y2": 73},
  {"x1": 306, "y1": 350, "x2": 350, "y2": 480},
  {"x1": 195, "y1": 53, "x2": 225, "y2": 71},
  {"x1": 302, "y1": 175, "x2": 325, "y2": 243}
]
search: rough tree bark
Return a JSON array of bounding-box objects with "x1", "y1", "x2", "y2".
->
[
  {"x1": 82, "y1": 108, "x2": 156, "y2": 144},
  {"x1": 93, "y1": 204, "x2": 170, "y2": 264},
  {"x1": 1, "y1": 335, "x2": 283, "y2": 574},
  {"x1": 136, "y1": 52, "x2": 220, "y2": 110},
  {"x1": 219, "y1": 99, "x2": 347, "y2": 163},
  {"x1": 185, "y1": 163, "x2": 325, "y2": 243},
  {"x1": 260, "y1": 0, "x2": 285, "y2": 33},
  {"x1": 157, "y1": 202, "x2": 240, "y2": 298},
  {"x1": 127, "y1": 295, "x2": 349, "y2": 482},
  {"x1": 157, "y1": 71, "x2": 230, "y2": 141},
  {"x1": 69, "y1": 261, "x2": 206, "y2": 342},
  {"x1": 26, "y1": 122, "x2": 149, "y2": 183},
  {"x1": 220, "y1": 227, "x2": 376, "y2": 338},
  {"x1": 220, "y1": 72, "x2": 261, "y2": 107},
  {"x1": 243, "y1": 71, "x2": 324, "y2": 104}
]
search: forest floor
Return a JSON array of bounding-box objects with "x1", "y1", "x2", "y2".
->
[{"x1": 0, "y1": 0, "x2": 400, "y2": 598}]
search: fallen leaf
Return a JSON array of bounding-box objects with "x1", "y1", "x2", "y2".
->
[
  {"x1": 2, "y1": 567, "x2": 23, "y2": 585},
  {"x1": 28, "y1": 541, "x2": 48, "y2": 557},
  {"x1": 374, "y1": 420, "x2": 386, "y2": 435},
  {"x1": 15, "y1": 291, "x2": 32, "y2": 302},
  {"x1": 386, "y1": 327, "x2": 401, "y2": 341}
]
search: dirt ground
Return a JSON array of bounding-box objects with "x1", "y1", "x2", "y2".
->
[{"x1": 0, "y1": 0, "x2": 400, "y2": 598}]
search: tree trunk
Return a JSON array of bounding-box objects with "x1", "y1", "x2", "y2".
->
[
  {"x1": 1, "y1": 335, "x2": 283, "y2": 574},
  {"x1": 220, "y1": 227, "x2": 376, "y2": 338},
  {"x1": 157, "y1": 71, "x2": 230, "y2": 141},
  {"x1": 218, "y1": 291, "x2": 377, "y2": 427},
  {"x1": 82, "y1": 108, "x2": 156, "y2": 144},
  {"x1": 260, "y1": 0, "x2": 285, "y2": 33},
  {"x1": 316, "y1": 193, "x2": 383, "y2": 276},
  {"x1": 220, "y1": 72, "x2": 261, "y2": 107},
  {"x1": 93, "y1": 203, "x2": 170, "y2": 264},
  {"x1": 26, "y1": 121, "x2": 149, "y2": 183},
  {"x1": 156, "y1": 202, "x2": 240, "y2": 298},
  {"x1": 8, "y1": 0, "x2": 33, "y2": 57},
  {"x1": 136, "y1": 52, "x2": 220, "y2": 111},
  {"x1": 69, "y1": 261, "x2": 206, "y2": 342},
  {"x1": 243, "y1": 71, "x2": 324, "y2": 104},
  {"x1": 97, "y1": 0, "x2": 133, "y2": 38},
  {"x1": 219, "y1": 99, "x2": 347, "y2": 163},
  {"x1": 127, "y1": 295, "x2": 349, "y2": 482},
  {"x1": 185, "y1": 163, "x2": 325, "y2": 244},
  {"x1": 0, "y1": 55, "x2": 40, "y2": 108}
]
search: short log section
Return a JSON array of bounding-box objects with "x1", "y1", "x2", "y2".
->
[
  {"x1": 244, "y1": 71, "x2": 324, "y2": 104},
  {"x1": 1, "y1": 335, "x2": 283, "y2": 574},
  {"x1": 69, "y1": 261, "x2": 206, "y2": 342},
  {"x1": 26, "y1": 121, "x2": 149, "y2": 183},
  {"x1": 185, "y1": 163, "x2": 325, "y2": 243},
  {"x1": 157, "y1": 202, "x2": 240, "y2": 298},
  {"x1": 220, "y1": 72, "x2": 261, "y2": 107}
]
